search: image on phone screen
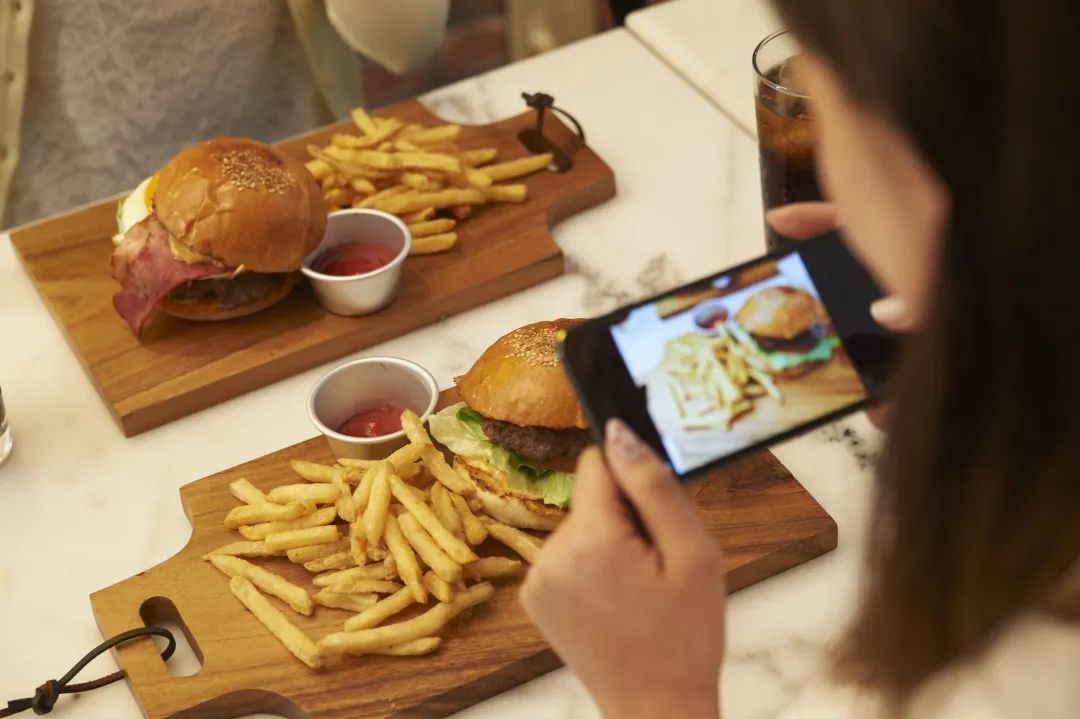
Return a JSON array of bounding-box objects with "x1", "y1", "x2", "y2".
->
[{"x1": 561, "y1": 233, "x2": 897, "y2": 477}]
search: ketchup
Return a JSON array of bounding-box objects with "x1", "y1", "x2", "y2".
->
[
  {"x1": 316, "y1": 241, "x2": 398, "y2": 276},
  {"x1": 338, "y1": 402, "x2": 407, "y2": 438}
]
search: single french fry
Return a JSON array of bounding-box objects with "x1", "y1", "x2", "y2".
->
[
  {"x1": 403, "y1": 124, "x2": 461, "y2": 146},
  {"x1": 449, "y1": 204, "x2": 472, "y2": 221},
  {"x1": 225, "y1": 502, "x2": 309, "y2": 529},
  {"x1": 287, "y1": 541, "x2": 346, "y2": 564},
  {"x1": 305, "y1": 158, "x2": 334, "y2": 180},
  {"x1": 422, "y1": 571, "x2": 455, "y2": 603},
  {"x1": 365, "y1": 637, "x2": 442, "y2": 656},
  {"x1": 464, "y1": 556, "x2": 525, "y2": 580},
  {"x1": 392, "y1": 476, "x2": 477, "y2": 565},
  {"x1": 363, "y1": 469, "x2": 392, "y2": 547},
  {"x1": 344, "y1": 587, "x2": 416, "y2": 631},
  {"x1": 483, "y1": 184, "x2": 528, "y2": 202},
  {"x1": 386, "y1": 442, "x2": 426, "y2": 474},
  {"x1": 331, "y1": 467, "x2": 357, "y2": 523},
  {"x1": 482, "y1": 153, "x2": 552, "y2": 182},
  {"x1": 406, "y1": 218, "x2": 456, "y2": 237},
  {"x1": 375, "y1": 188, "x2": 484, "y2": 215},
  {"x1": 264, "y1": 525, "x2": 339, "y2": 551},
  {"x1": 203, "y1": 541, "x2": 283, "y2": 560},
  {"x1": 351, "y1": 465, "x2": 378, "y2": 512},
  {"x1": 325, "y1": 578, "x2": 402, "y2": 595},
  {"x1": 367, "y1": 545, "x2": 389, "y2": 562},
  {"x1": 239, "y1": 506, "x2": 337, "y2": 541},
  {"x1": 450, "y1": 490, "x2": 488, "y2": 546},
  {"x1": 331, "y1": 133, "x2": 379, "y2": 150},
  {"x1": 349, "y1": 526, "x2": 367, "y2": 568},
  {"x1": 397, "y1": 513, "x2": 462, "y2": 584},
  {"x1": 384, "y1": 554, "x2": 398, "y2": 580},
  {"x1": 337, "y1": 458, "x2": 380, "y2": 471},
  {"x1": 303, "y1": 551, "x2": 356, "y2": 573},
  {"x1": 312, "y1": 591, "x2": 378, "y2": 613},
  {"x1": 423, "y1": 448, "x2": 475, "y2": 496},
  {"x1": 400, "y1": 409, "x2": 432, "y2": 446},
  {"x1": 400, "y1": 207, "x2": 435, "y2": 223},
  {"x1": 384, "y1": 514, "x2": 427, "y2": 603},
  {"x1": 459, "y1": 148, "x2": 497, "y2": 166},
  {"x1": 319, "y1": 582, "x2": 494, "y2": 657},
  {"x1": 313, "y1": 564, "x2": 387, "y2": 588},
  {"x1": 351, "y1": 106, "x2": 380, "y2": 136},
  {"x1": 349, "y1": 177, "x2": 377, "y2": 195},
  {"x1": 229, "y1": 577, "x2": 322, "y2": 669},
  {"x1": 228, "y1": 478, "x2": 266, "y2": 505},
  {"x1": 482, "y1": 519, "x2": 541, "y2": 564},
  {"x1": 409, "y1": 232, "x2": 457, "y2": 255},
  {"x1": 399, "y1": 171, "x2": 432, "y2": 190},
  {"x1": 266, "y1": 484, "x2": 341, "y2": 506},
  {"x1": 393, "y1": 139, "x2": 423, "y2": 153},
  {"x1": 290, "y1": 460, "x2": 337, "y2": 483},
  {"x1": 457, "y1": 167, "x2": 493, "y2": 188},
  {"x1": 430, "y1": 483, "x2": 465, "y2": 541},
  {"x1": 209, "y1": 555, "x2": 313, "y2": 616}
]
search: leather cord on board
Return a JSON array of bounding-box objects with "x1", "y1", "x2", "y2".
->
[{"x1": 1, "y1": 628, "x2": 176, "y2": 717}]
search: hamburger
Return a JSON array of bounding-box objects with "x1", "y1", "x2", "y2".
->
[
  {"x1": 729, "y1": 285, "x2": 838, "y2": 378},
  {"x1": 110, "y1": 137, "x2": 327, "y2": 336},
  {"x1": 428, "y1": 319, "x2": 588, "y2": 530}
]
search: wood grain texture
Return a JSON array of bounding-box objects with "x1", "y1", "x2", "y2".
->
[
  {"x1": 9, "y1": 101, "x2": 615, "y2": 437},
  {"x1": 90, "y1": 389, "x2": 836, "y2": 719}
]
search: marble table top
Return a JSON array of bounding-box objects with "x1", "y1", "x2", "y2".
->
[
  {"x1": 627, "y1": 0, "x2": 783, "y2": 137},
  {"x1": 0, "y1": 28, "x2": 879, "y2": 719}
]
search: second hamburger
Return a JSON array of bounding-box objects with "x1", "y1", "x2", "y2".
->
[{"x1": 428, "y1": 319, "x2": 587, "y2": 530}]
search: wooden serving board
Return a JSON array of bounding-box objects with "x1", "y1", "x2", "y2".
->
[
  {"x1": 10, "y1": 100, "x2": 614, "y2": 437},
  {"x1": 90, "y1": 389, "x2": 837, "y2": 719}
]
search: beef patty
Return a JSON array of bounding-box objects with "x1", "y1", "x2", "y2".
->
[
  {"x1": 480, "y1": 415, "x2": 589, "y2": 463},
  {"x1": 169, "y1": 272, "x2": 291, "y2": 309}
]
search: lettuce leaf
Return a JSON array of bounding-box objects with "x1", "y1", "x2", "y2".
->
[
  {"x1": 429, "y1": 403, "x2": 574, "y2": 508},
  {"x1": 727, "y1": 321, "x2": 839, "y2": 371}
]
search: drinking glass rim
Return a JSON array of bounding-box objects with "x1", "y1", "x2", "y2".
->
[{"x1": 753, "y1": 29, "x2": 811, "y2": 100}]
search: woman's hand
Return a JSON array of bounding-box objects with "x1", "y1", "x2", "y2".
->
[
  {"x1": 767, "y1": 202, "x2": 914, "y2": 428},
  {"x1": 520, "y1": 419, "x2": 726, "y2": 719}
]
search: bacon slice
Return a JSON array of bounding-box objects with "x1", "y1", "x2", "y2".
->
[{"x1": 111, "y1": 216, "x2": 225, "y2": 336}]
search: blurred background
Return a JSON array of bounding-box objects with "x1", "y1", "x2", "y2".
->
[{"x1": 362, "y1": 0, "x2": 672, "y2": 106}]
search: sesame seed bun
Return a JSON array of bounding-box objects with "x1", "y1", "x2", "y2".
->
[
  {"x1": 455, "y1": 319, "x2": 588, "y2": 430},
  {"x1": 735, "y1": 286, "x2": 825, "y2": 341},
  {"x1": 154, "y1": 137, "x2": 327, "y2": 272}
]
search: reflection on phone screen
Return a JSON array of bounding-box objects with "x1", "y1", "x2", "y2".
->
[{"x1": 610, "y1": 252, "x2": 869, "y2": 474}]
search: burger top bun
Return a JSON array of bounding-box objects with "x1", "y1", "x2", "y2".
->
[{"x1": 154, "y1": 137, "x2": 327, "y2": 272}]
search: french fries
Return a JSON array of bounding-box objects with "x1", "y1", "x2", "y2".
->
[
  {"x1": 344, "y1": 587, "x2": 416, "y2": 631},
  {"x1": 239, "y1": 506, "x2": 337, "y2": 541},
  {"x1": 482, "y1": 519, "x2": 541, "y2": 564},
  {"x1": 658, "y1": 330, "x2": 785, "y2": 432},
  {"x1": 211, "y1": 409, "x2": 552, "y2": 670},
  {"x1": 266, "y1": 483, "x2": 341, "y2": 506},
  {"x1": 264, "y1": 525, "x2": 339, "y2": 551},
  {"x1": 306, "y1": 110, "x2": 551, "y2": 255},
  {"x1": 224, "y1": 502, "x2": 309, "y2": 529},
  {"x1": 384, "y1": 514, "x2": 427, "y2": 604},
  {"x1": 229, "y1": 478, "x2": 266, "y2": 505},
  {"x1": 313, "y1": 591, "x2": 378, "y2": 613},
  {"x1": 230, "y1": 577, "x2": 323, "y2": 669},
  {"x1": 208, "y1": 555, "x2": 314, "y2": 616},
  {"x1": 318, "y1": 582, "x2": 495, "y2": 657}
]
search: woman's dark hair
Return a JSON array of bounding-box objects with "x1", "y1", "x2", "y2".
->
[{"x1": 771, "y1": 0, "x2": 1080, "y2": 708}]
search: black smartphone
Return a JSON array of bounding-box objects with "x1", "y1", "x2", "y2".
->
[{"x1": 560, "y1": 232, "x2": 899, "y2": 478}]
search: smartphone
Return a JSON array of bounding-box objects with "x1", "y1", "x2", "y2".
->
[{"x1": 560, "y1": 232, "x2": 899, "y2": 478}]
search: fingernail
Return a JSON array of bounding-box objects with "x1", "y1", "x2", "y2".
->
[
  {"x1": 606, "y1": 418, "x2": 648, "y2": 459},
  {"x1": 870, "y1": 295, "x2": 911, "y2": 328}
]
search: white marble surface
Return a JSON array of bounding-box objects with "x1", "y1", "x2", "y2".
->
[
  {"x1": 627, "y1": 0, "x2": 783, "y2": 137},
  {"x1": 0, "y1": 28, "x2": 879, "y2": 719}
]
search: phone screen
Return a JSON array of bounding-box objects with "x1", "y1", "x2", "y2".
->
[{"x1": 561, "y1": 233, "x2": 898, "y2": 477}]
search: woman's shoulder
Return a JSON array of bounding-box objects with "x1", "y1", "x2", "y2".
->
[{"x1": 779, "y1": 609, "x2": 1080, "y2": 719}]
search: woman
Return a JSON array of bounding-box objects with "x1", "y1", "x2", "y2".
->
[
  {"x1": 0, "y1": 0, "x2": 448, "y2": 228},
  {"x1": 521, "y1": 1, "x2": 1080, "y2": 717}
]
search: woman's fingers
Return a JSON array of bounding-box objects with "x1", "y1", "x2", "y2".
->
[
  {"x1": 603, "y1": 419, "x2": 701, "y2": 555},
  {"x1": 870, "y1": 295, "x2": 917, "y2": 332},
  {"x1": 570, "y1": 446, "x2": 634, "y2": 534},
  {"x1": 765, "y1": 202, "x2": 839, "y2": 240}
]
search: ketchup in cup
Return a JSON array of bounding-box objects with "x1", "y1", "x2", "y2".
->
[
  {"x1": 338, "y1": 401, "x2": 408, "y2": 438},
  {"x1": 316, "y1": 241, "x2": 398, "y2": 276}
]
